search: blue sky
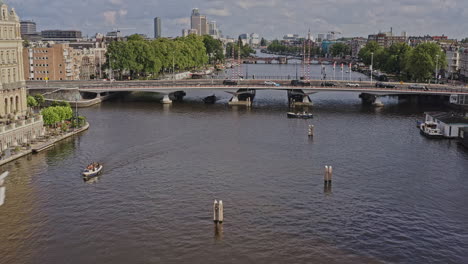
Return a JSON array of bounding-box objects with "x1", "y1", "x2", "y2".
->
[{"x1": 7, "y1": 0, "x2": 468, "y2": 39}]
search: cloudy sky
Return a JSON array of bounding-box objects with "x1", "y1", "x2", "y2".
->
[{"x1": 7, "y1": 0, "x2": 468, "y2": 39}]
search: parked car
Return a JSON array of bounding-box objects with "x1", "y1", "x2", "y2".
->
[
  {"x1": 264, "y1": 81, "x2": 280, "y2": 87},
  {"x1": 223, "y1": 80, "x2": 238, "y2": 85},
  {"x1": 321, "y1": 82, "x2": 336, "y2": 87},
  {"x1": 346, "y1": 83, "x2": 360, "y2": 87}
]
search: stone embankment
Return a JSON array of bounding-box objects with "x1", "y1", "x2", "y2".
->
[{"x1": 0, "y1": 122, "x2": 90, "y2": 166}]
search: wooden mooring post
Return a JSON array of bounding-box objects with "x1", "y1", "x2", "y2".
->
[
  {"x1": 213, "y1": 200, "x2": 224, "y2": 224},
  {"x1": 308, "y1": 125, "x2": 315, "y2": 137},
  {"x1": 324, "y1": 166, "x2": 333, "y2": 184},
  {"x1": 0, "y1": 171, "x2": 9, "y2": 207}
]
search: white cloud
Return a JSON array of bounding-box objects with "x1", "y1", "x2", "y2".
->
[
  {"x1": 205, "y1": 8, "x2": 231, "y2": 17},
  {"x1": 109, "y1": 0, "x2": 123, "y2": 5},
  {"x1": 102, "y1": 11, "x2": 117, "y2": 25},
  {"x1": 119, "y1": 9, "x2": 128, "y2": 16}
]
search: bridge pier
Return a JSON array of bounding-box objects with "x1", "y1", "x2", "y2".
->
[
  {"x1": 228, "y1": 89, "x2": 255, "y2": 106},
  {"x1": 172, "y1": 91, "x2": 186, "y2": 102},
  {"x1": 359, "y1": 93, "x2": 384, "y2": 107},
  {"x1": 161, "y1": 94, "x2": 172, "y2": 104},
  {"x1": 288, "y1": 90, "x2": 313, "y2": 107}
]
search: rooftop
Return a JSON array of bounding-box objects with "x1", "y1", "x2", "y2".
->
[{"x1": 426, "y1": 112, "x2": 468, "y2": 124}]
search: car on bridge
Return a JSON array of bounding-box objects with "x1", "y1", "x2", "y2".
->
[
  {"x1": 264, "y1": 81, "x2": 281, "y2": 87},
  {"x1": 409, "y1": 84, "x2": 430, "y2": 91},
  {"x1": 346, "y1": 83, "x2": 360, "y2": 87},
  {"x1": 321, "y1": 82, "x2": 337, "y2": 87},
  {"x1": 223, "y1": 80, "x2": 238, "y2": 86},
  {"x1": 376, "y1": 82, "x2": 396, "y2": 88},
  {"x1": 291, "y1": 80, "x2": 310, "y2": 86}
]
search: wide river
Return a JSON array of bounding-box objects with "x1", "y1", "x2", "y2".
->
[{"x1": 1, "y1": 62, "x2": 468, "y2": 264}]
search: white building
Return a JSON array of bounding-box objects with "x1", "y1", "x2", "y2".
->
[
  {"x1": 459, "y1": 48, "x2": 468, "y2": 81},
  {"x1": 0, "y1": 2, "x2": 44, "y2": 154},
  {"x1": 249, "y1": 33, "x2": 260, "y2": 46},
  {"x1": 445, "y1": 46, "x2": 459, "y2": 78}
]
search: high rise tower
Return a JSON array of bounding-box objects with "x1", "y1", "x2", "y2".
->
[{"x1": 154, "y1": 17, "x2": 161, "y2": 38}]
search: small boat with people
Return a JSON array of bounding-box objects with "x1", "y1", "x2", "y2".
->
[
  {"x1": 83, "y1": 162, "x2": 103, "y2": 178},
  {"x1": 287, "y1": 111, "x2": 314, "y2": 119}
]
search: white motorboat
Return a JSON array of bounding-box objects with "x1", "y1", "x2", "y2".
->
[
  {"x1": 420, "y1": 122, "x2": 444, "y2": 139},
  {"x1": 83, "y1": 163, "x2": 103, "y2": 178}
]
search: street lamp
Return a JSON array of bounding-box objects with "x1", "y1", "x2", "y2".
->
[
  {"x1": 370, "y1": 52, "x2": 374, "y2": 85},
  {"x1": 108, "y1": 52, "x2": 112, "y2": 81},
  {"x1": 435, "y1": 54, "x2": 439, "y2": 84},
  {"x1": 172, "y1": 51, "x2": 175, "y2": 83}
]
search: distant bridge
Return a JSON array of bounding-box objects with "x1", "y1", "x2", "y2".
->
[{"x1": 238, "y1": 57, "x2": 350, "y2": 65}]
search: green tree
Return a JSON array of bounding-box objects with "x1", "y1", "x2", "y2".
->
[
  {"x1": 41, "y1": 107, "x2": 60, "y2": 126},
  {"x1": 127, "y1": 34, "x2": 145, "y2": 41},
  {"x1": 406, "y1": 42, "x2": 446, "y2": 82},
  {"x1": 203, "y1": 35, "x2": 224, "y2": 64},
  {"x1": 358, "y1": 41, "x2": 384, "y2": 66},
  {"x1": 51, "y1": 101, "x2": 71, "y2": 108},
  {"x1": 34, "y1": 94, "x2": 45, "y2": 106},
  {"x1": 379, "y1": 43, "x2": 412, "y2": 76},
  {"x1": 27, "y1": 96, "x2": 38, "y2": 107},
  {"x1": 329, "y1": 43, "x2": 350, "y2": 57},
  {"x1": 260, "y1": 38, "x2": 267, "y2": 46}
]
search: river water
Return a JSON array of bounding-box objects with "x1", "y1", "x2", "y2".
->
[{"x1": 1, "y1": 62, "x2": 468, "y2": 264}]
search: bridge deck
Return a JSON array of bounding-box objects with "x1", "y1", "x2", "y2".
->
[{"x1": 78, "y1": 85, "x2": 468, "y2": 96}]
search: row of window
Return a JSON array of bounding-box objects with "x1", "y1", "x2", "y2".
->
[
  {"x1": 0, "y1": 26, "x2": 19, "y2": 40},
  {"x1": 31, "y1": 57, "x2": 49, "y2": 60},
  {"x1": 31, "y1": 71, "x2": 50, "y2": 74},
  {"x1": 0, "y1": 49, "x2": 18, "y2": 64},
  {"x1": 31, "y1": 77, "x2": 63, "y2": 81},
  {"x1": 34, "y1": 50, "x2": 49, "y2": 53},
  {"x1": 1, "y1": 67, "x2": 18, "y2": 84},
  {"x1": 31, "y1": 64, "x2": 49, "y2": 67}
]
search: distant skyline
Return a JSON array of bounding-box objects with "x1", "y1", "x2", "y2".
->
[{"x1": 8, "y1": 0, "x2": 468, "y2": 39}]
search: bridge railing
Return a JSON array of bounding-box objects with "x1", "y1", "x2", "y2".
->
[{"x1": 212, "y1": 75, "x2": 370, "y2": 81}]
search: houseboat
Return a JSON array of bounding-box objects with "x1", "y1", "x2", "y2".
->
[{"x1": 421, "y1": 112, "x2": 468, "y2": 139}]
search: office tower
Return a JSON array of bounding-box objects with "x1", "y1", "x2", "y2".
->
[{"x1": 154, "y1": 17, "x2": 161, "y2": 38}]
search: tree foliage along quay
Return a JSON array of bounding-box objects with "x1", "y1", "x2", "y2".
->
[
  {"x1": 226, "y1": 39, "x2": 256, "y2": 58},
  {"x1": 106, "y1": 34, "x2": 222, "y2": 80},
  {"x1": 27, "y1": 96, "x2": 38, "y2": 107},
  {"x1": 359, "y1": 41, "x2": 447, "y2": 82},
  {"x1": 202, "y1": 35, "x2": 225, "y2": 64},
  {"x1": 41, "y1": 106, "x2": 74, "y2": 126}
]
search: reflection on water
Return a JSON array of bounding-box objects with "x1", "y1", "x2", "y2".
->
[{"x1": 1, "y1": 65, "x2": 468, "y2": 263}]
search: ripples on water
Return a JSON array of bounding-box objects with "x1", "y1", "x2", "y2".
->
[{"x1": 1, "y1": 88, "x2": 468, "y2": 263}]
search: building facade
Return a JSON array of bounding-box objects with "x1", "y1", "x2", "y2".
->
[
  {"x1": 460, "y1": 48, "x2": 468, "y2": 81},
  {"x1": 23, "y1": 41, "x2": 107, "y2": 81},
  {"x1": 445, "y1": 46, "x2": 459, "y2": 79},
  {"x1": 0, "y1": 3, "x2": 27, "y2": 117},
  {"x1": 0, "y1": 2, "x2": 44, "y2": 153},
  {"x1": 20, "y1": 20, "x2": 35, "y2": 35},
  {"x1": 154, "y1": 17, "x2": 161, "y2": 39},
  {"x1": 41, "y1": 30, "x2": 82, "y2": 42},
  {"x1": 368, "y1": 32, "x2": 407, "y2": 48},
  {"x1": 350, "y1": 37, "x2": 367, "y2": 58}
]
